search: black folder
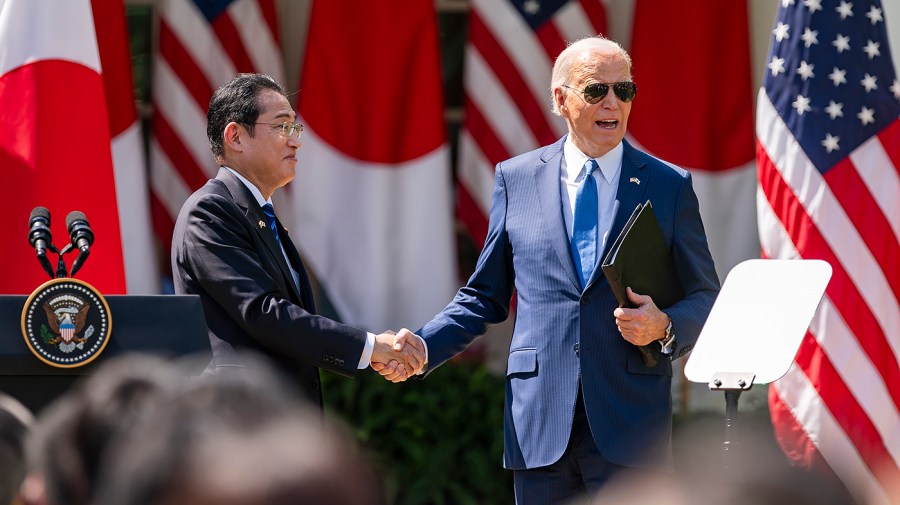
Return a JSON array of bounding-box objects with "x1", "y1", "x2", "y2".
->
[{"x1": 601, "y1": 201, "x2": 684, "y2": 366}]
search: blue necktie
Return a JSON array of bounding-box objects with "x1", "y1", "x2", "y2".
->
[
  {"x1": 262, "y1": 203, "x2": 281, "y2": 246},
  {"x1": 571, "y1": 159, "x2": 599, "y2": 288}
]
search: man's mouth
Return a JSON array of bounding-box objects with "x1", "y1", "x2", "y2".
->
[{"x1": 595, "y1": 119, "x2": 618, "y2": 129}]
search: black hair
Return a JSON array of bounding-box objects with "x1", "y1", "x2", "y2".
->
[{"x1": 206, "y1": 73, "x2": 286, "y2": 160}]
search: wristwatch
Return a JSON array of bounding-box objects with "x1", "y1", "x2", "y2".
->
[{"x1": 659, "y1": 317, "x2": 675, "y2": 352}]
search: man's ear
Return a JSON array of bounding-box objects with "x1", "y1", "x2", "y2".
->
[
  {"x1": 553, "y1": 87, "x2": 567, "y2": 114},
  {"x1": 223, "y1": 122, "x2": 243, "y2": 153}
]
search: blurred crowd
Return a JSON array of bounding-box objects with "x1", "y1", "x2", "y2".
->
[
  {"x1": 1, "y1": 353, "x2": 895, "y2": 505},
  {"x1": 0, "y1": 354, "x2": 384, "y2": 505}
]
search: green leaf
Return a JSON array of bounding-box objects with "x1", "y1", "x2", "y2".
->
[
  {"x1": 322, "y1": 361, "x2": 513, "y2": 504},
  {"x1": 40, "y1": 324, "x2": 53, "y2": 344}
]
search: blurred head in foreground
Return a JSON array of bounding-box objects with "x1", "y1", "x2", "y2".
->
[
  {"x1": 0, "y1": 394, "x2": 33, "y2": 505},
  {"x1": 93, "y1": 356, "x2": 384, "y2": 505},
  {"x1": 22, "y1": 355, "x2": 180, "y2": 505}
]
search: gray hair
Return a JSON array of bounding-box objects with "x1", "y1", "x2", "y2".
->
[{"x1": 550, "y1": 36, "x2": 632, "y2": 116}]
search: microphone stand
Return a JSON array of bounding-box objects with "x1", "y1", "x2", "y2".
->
[{"x1": 55, "y1": 244, "x2": 73, "y2": 278}]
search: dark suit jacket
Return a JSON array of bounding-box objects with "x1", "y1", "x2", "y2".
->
[
  {"x1": 419, "y1": 138, "x2": 720, "y2": 470},
  {"x1": 172, "y1": 168, "x2": 367, "y2": 406}
]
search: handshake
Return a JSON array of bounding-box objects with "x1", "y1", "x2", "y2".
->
[{"x1": 369, "y1": 329, "x2": 427, "y2": 382}]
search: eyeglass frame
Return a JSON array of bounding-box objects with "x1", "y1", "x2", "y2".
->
[
  {"x1": 251, "y1": 121, "x2": 304, "y2": 139},
  {"x1": 560, "y1": 81, "x2": 637, "y2": 104}
]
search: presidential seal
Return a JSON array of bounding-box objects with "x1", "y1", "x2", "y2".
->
[{"x1": 20, "y1": 278, "x2": 112, "y2": 368}]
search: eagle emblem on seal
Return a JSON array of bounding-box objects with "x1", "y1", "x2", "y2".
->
[{"x1": 41, "y1": 295, "x2": 94, "y2": 353}]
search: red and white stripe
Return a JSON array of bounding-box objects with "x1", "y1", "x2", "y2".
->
[
  {"x1": 757, "y1": 89, "x2": 900, "y2": 504},
  {"x1": 457, "y1": 0, "x2": 606, "y2": 246},
  {"x1": 93, "y1": 0, "x2": 159, "y2": 293},
  {"x1": 150, "y1": 0, "x2": 283, "y2": 254},
  {"x1": 0, "y1": 0, "x2": 135, "y2": 294}
]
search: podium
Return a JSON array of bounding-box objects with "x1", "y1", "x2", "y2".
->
[{"x1": 0, "y1": 295, "x2": 210, "y2": 413}]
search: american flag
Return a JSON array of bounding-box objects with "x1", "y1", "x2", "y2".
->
[
  {"x1": 756, "y1": 0, "x2": 900, "y2": 502},
  {"x1": 456, "y1": 0, "x2": 607, "y2": 246},
  {"x1": 149, "y1": 0, "x2": 284, "y2": 256}
]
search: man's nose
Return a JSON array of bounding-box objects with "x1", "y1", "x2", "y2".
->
[{"x1": 599, "y1": 90, "x2": 618, "y2": 109}]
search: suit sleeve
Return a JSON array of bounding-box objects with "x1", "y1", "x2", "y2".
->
[
  {"x1": 418, "y1": 166, "x2": 516, "y2": 369},
  {"x1": 665, "y1": 172, "x2": 721, "y2": 360},
  {"x1": 177, "y1": 193, "x2": 367, "y2": 377}
]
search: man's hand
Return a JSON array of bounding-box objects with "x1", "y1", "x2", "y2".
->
[
  {"x1": 613, "y1": 287, "x2": 669, "y2": 346},
  {"x1": 370, "y1": 328, "x2": 426, "y2": 383}
]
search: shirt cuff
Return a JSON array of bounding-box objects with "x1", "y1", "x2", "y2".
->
[
  {"x1": 414, "y1": 333, "x2": 429, "y2": 374},
  {"x1": 357, "y1": 332, "x2": 376, "y2": 369}
]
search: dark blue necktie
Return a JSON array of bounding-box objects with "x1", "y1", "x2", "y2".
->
[
  {"x1": 262, "y1": 203, "x2": 281, "y2": 247},
  {"x1": 571, "y1": 159, "x2": 599, "y2": 288}
]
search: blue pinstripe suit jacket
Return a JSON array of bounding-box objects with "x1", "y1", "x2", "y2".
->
[{"x1": 419, "y1": 137, "x2": 720, "y2": 470}]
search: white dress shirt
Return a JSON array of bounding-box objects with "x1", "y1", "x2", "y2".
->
[{"x1": 560, "y1": 139, "x2": 624, "y2": 253}]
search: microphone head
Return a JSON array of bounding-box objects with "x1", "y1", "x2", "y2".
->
[
  {"x1": 66, "y1": 210, "x2": 94, "y2": 248},
  {"x1": 65, "y1": 211, "x2": 88, "y2": 229},
  {"x1": 28, "y1": 206, "x2": 53, "y2": 250},
  {"x1": 30, "y1": 206, "x2": 50, "y2": 225}
]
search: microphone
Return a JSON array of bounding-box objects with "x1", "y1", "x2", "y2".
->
[
  {"x1": 28, "y1": 207, "x2": 56, "y2": 279},
  {"x1": 66, "y1": 211, "x2": 94, "y2": 277}
]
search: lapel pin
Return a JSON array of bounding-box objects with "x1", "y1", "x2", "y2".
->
[
  {"x1": 630, "y1": 177, "x2": 640, "y2": 185},
  {"x1": 258, "y1": 220, "x2": 266, "y2": 229}
]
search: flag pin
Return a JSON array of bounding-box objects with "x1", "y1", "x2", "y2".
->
[
  {"x1": 258, "y1": 220, "x2": 265, "y2": 228},
  {"x1": 630, "y1": 177, "x2": 640, "y2": 185}
]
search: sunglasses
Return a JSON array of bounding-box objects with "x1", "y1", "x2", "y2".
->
[{"x1": 561, "y1": 81, "x2": 637, "y2": 103}]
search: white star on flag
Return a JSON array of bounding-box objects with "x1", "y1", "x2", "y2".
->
[
  {"x1": 793, "y1": 94, "x2": 812, "y2": 114},
  {"x1": 759, "y1": 1, "x2": 900, "y2": 502},
  {"x1": 769, "y1": 56, "x2": 787, "y2": 76},
  {"x1": 833, "y1": 34, "x2": 851, "y2": 52},
  {"x1": 523, "y1": 0, "x2": 540, "y2": 14},
  {"x1": 774, "y1": 22, "x2": 791, "y2": 42},
  {"x1": 797, "y1": 61, "x2": 815, "y2": 80},
  {"x1": 804, "y1": 0, "x2": 823, "y2": 12},
  {"x1": 782, "y1": 0, "x2": 795, "y2": 6},
  {"x1": 861, "y1": 73, "x2": 878, "y2": 91},
  {"x1": 865, "y1": 5, "x2": 883, "y2": 24},
  {"x1": 829, "y1": 67, "x2": 847, "y2": 86},
  {"x1": 801, "y1": 28, "x2": 819, "y2": 47},
  {"x1": 821, "y1": 133, "x2": 840, "y2": 152},
  {"x1": 857, "y1": 106, "x2": 875, "y2": 125},
  {"x1": 836, "y1": 1, "x2": 854, "y2": 18},
  {"x1": 863, "y1": 39, "x2": 881, "y2": 58}
]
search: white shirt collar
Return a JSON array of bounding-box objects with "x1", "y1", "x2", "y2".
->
[
  {"x1": 224, "y1": 166, "x2": 272, "y2": 208},
  {"x1": 562, "y1": 137, "x2": 624, "y2": 185}
]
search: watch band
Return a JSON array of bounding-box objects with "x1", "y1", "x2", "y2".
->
[{"x1": 659, "y1": 318, "x2": 675, "y2": 353}]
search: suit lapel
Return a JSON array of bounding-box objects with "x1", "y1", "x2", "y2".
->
[
  {"x1": 216, "y1": 169, "x2": 306, "y2": 306},
  {"x1": 534, "y1": 138, "x2": 581, "y2": 291},
  {"x1": 587, "y1": 140, "x2": 649, "y2": 290}
]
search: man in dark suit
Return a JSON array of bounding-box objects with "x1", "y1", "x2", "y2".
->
[
  {"x1": 378, "y1": 37, "x2": 720, "y2": 502},
  {"x1": 172, "y1": 74, "x2": 423, "y2": 406}
]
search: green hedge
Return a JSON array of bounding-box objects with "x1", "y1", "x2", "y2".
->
[{"x1": 323, "y1": 361, "x2": 514, "y2": 505}]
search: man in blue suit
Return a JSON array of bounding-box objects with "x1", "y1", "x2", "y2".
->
[{"x1": 377, "y1": 36, "x2": 719, "y2": 502}]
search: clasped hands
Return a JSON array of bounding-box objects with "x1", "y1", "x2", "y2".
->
[{"x1": 369, "y1": 328, "x2": 426, "y2": 383}]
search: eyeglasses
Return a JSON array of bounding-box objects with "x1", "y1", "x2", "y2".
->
[
  {"x1": 253, "y1": 122, "x2": 304, "y2": 139},
  {"x1": 561, "y1": 81, "x2": 637, "y2": 104}
]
